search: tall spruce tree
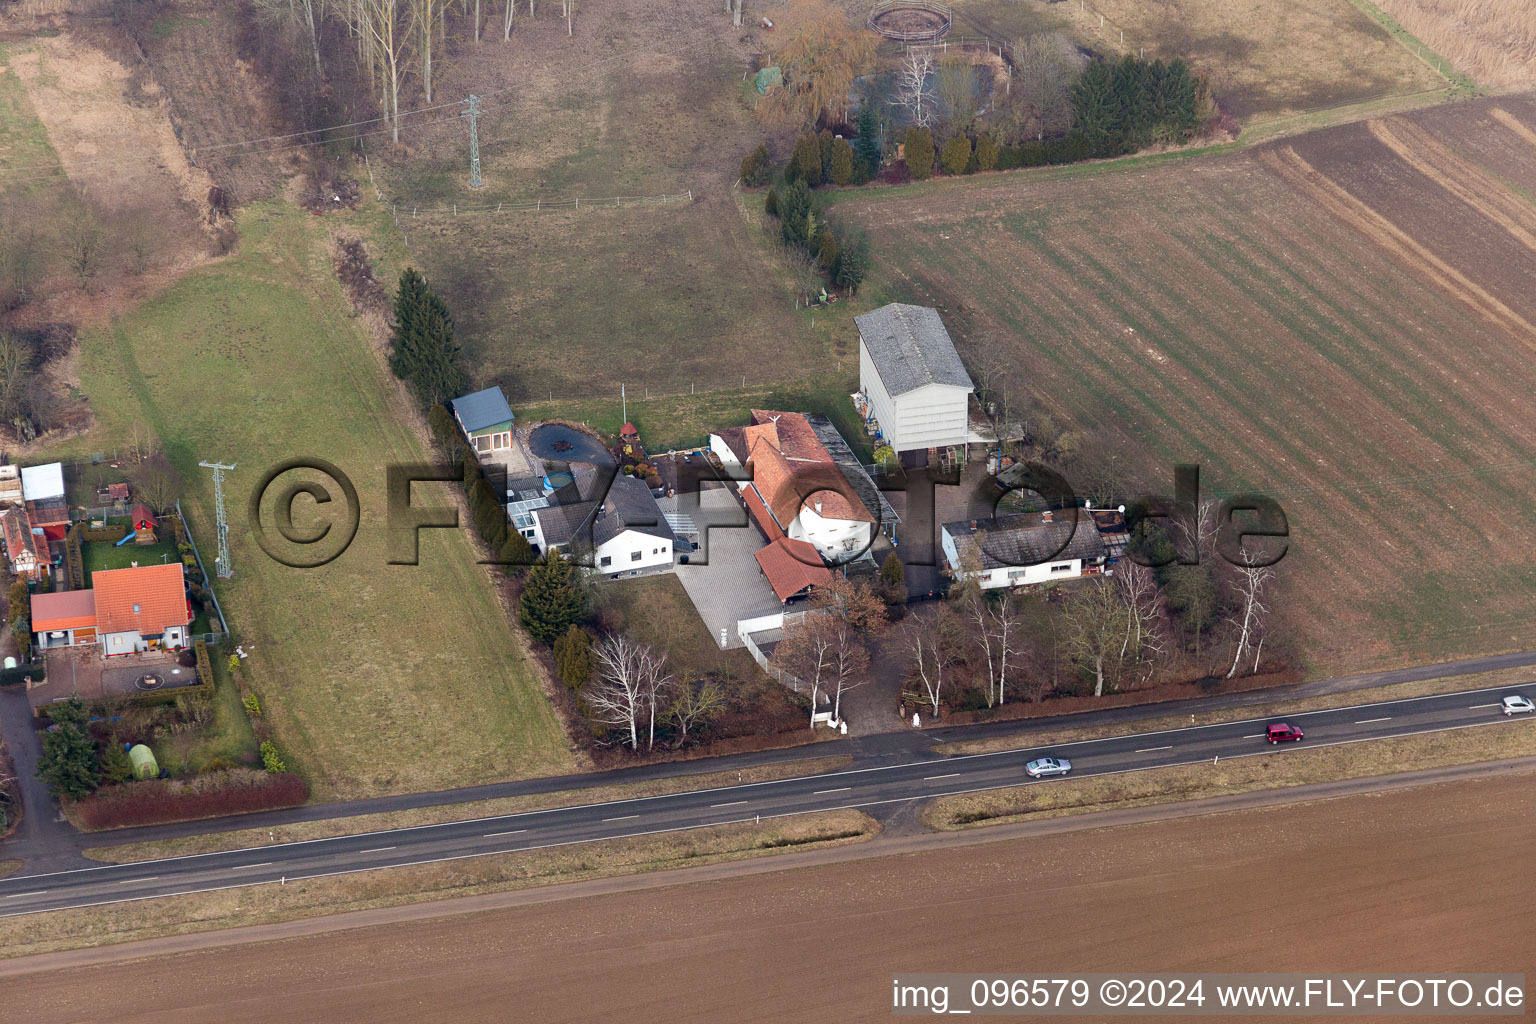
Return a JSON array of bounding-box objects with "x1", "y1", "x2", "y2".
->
[
  {"x1": 389, "y1": 268, "x2": 468, "y2": 409},
  {"x1": 519, "y1": 550, "x2": 586, "y2": 645},
  {"x1": 855, "y1": 104, "x2": 881, "y2": 177}
]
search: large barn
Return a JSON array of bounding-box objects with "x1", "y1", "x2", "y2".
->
[{"x1": 854, "y1": 303, "x2": 975, "y2": 458}]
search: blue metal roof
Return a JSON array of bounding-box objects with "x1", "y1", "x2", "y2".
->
[{"x1": 451, "y1": 386, "x2": 514, "y2": 432}]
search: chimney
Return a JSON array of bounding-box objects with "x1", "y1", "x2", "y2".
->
[
  {"x1": 814, "y1": 499, "x2": 823, "y2": 515},
  {"x1": 1042, "y1": 510, "x2": 1053, "y2": 522}
]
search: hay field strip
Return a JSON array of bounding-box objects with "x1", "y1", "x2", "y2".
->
[{"x1": 835, "y1": 97, "x2": 1536, "y2": 669}]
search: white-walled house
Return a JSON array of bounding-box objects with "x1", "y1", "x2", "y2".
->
[
  {"x1": 526, "y1": 468, "x2": 674, "y2": 577},
  {"x1": 710, "y1": 411, "x2": 875, "y2": 563},
  {"x1": 854, "y1": 304, "x2": 974, "y2": 455},
  {"x1": 941, "y1": 510, "x2": 1111, "y2": 590}
]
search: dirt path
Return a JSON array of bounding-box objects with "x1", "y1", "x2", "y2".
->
[{"x1": 5, "y1": 758, "x2": 1535, "y2": 1023}]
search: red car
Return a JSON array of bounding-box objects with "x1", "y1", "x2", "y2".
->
[{"x1": 1265, "y1": 723, "x2": 1304, "y2": 743}]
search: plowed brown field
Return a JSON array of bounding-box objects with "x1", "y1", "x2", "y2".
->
[
  {"x1": 6, "y1": 771, "x2": 1533, "y2": 1023},
  {"x1": 834, "y1": 95, "x2": 1536, "y2": 673}
]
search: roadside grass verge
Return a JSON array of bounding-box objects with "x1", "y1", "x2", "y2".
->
[
  {"x1": 3, "y1": 810, "x2": 878, "y2": 960},
  {"x1": 942, "y1": 666, "x2": 1536, "y2": 756},
  {"x1": 82, "y1": 755, "x2": 853, "y2": 863},
  {"x1": 0, "y1": 860, "x2": 20, "y2": 879},
  {"x1": 42, "y1": 202, "x2": 573, "y2": 798},
  {"x1": 924, "y1": 718, "x2": 1536, "y2": 829}
]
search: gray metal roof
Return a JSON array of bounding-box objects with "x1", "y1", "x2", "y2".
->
[
  {"x1": 944, "y1": 512, "x2": 1106, "y2": 572},
  {"x1": 804, "y1": 414, "x2": 899, "y2": 528},
  {"x1": 450, "y1": 386, "x2": 514, "y2": 432},
  {"x1": 854, "y1": 304, "x2": 974, "y2": 397}
]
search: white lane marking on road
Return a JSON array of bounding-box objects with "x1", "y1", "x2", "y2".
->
[
  {"x1": 119, "y1": 877, "x2": 157, "y2": 884},
  {"x1": 924, "y1": 774, "x2": 960, "y2": 781},
  {"x1": 602, "y1": 815, "x2": 639, "y2": 822},
  {"x1": 230, "y1": 862, "x2": 273, "y2": 871},
  {"x1": 359, "y1": 847, "x2": 396, "y2": 854},
  {"x1": 1469, "y1": 703, "x2": 1500, "y2": 709},
  {"x1": 4, "y1": 891, "x2": 45, "y2": 898},
  {"x1": 1355, "y1": 717, "x2": 1391, "y2": 724},
  {"x1": 483, "y1": 830, "x2": 526, "y2": 838},
  {"x1": 710, "y1": 800, "x2": 749, "y2": 808},
  {"x1": 1243, "y1": 734, "x2": 1265, "y2": 738},
  {"x1": 1136, "y1": 745, "x2": 1172, "y2": 752},
  {"x1": 814, "y1": 787, "x2": 852, "y2": 795}
]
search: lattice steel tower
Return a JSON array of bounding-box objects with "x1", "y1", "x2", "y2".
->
[
  {"x1": 199, "y1": 461, "x2": 236, "y2": 579},
  {"x1": 464, "y1": 94, "x2": 483, "y2": 189}
]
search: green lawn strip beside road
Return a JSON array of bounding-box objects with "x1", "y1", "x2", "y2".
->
[
  {"x1": 925, "y1": 717, "x2": 1536, "y2": 829},
  {"x1": 4, "y1": 810, "x2": 878, "y2": 960},
  {"x1": 52, "y1": 203, "x2": 573, "y2": 798},
  {"x1": 942, "y1": 665, "x2": 1536, "y2": 756},
  {"x1": 80, "y1": 754, "x2": 852, "y2": 863}
]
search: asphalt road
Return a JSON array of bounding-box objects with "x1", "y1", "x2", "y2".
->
[{"x1": 2, "y1": 681, "x2": 1531, "y2": 917}]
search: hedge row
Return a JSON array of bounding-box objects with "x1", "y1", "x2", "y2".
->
[
  {"x1": 0, "y1": 660, "x2": 45, "y2": 687},
  {"x1": 71, "y1": 768, "x2": 309, "y2": 830},
  {"x1": 81, "y1": 524, "x2": 129, "y2": 543}
]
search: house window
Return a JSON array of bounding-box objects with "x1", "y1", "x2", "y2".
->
[
  {"x1": 523, "y1": 529, "x2": 535, "y2": 538},
  {"x1": 599, "y1": 556, "x2": 612, "y2": 567},
  {"x1": 493, "y1": 432, "x2": 511, "y2": 449},
  {"x1": 631, "y1": 550, "x2": 642, "y2": 561},
  {"x1": 1050, "y1": 563, "x2": 1073, "y2": 573},
  {"x1": 474, "y1": 435, "x2": 491, "y2": 453}
]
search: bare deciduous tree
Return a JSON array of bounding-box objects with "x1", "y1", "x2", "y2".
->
[
  {"x1": 1062, "y1": 579, "x2": 1132, "y2": 697},
  {"x1": 935, "y1": 53, "x2": 980, "y2": 134},
  {"x1": 58, "y1": 213, "x2": 106, "y2": 290},
  {"x1": 588, "y1": 633, "x2": 672, "y2": 749},
  {"x1": 1003, "y1": 32, "x2": 1082, "y2": 142},
  {"x1": 894, "y1": 46, "x2": 935, "y2": 129},
  {"x1": 902, "y1": 607, "x2": 961, "y2": 717},
  {"x1": 669, "y1": 675, "x2": 725, "y2": 744},
  {"x1": 765, "y1": 0, "x2": 878, "y2": 127},
  {"x1": 1115, "y1": 559, "x2": 1165, "y2": 682},
  {"x1": 1226, "y1": 552, "x2": 1275, "y2": 679}
]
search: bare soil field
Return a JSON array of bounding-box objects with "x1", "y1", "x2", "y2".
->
[
  {"x1": 7, "y1": 771, "x2": 1532, "y2": 1022},
  {"x1": 1372, "y1": 0, "x2": 1536, "y2": 89},
  {"x1": 832, "y1": 94, "x2": 1536, "y2": 675},
  {"x1": 375, "y1": 0, "x2": 827, "y2": 405}
]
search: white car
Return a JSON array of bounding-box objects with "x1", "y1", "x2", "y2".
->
[
  {"x1": 1501, "y1": 695, "x2": 1535, "y2": 716},
  {"x1": 1025, "y1": 757, "x2": 1072, "y2": 778}
]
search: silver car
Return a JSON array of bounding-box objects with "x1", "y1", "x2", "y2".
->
[
  {"x1": 1501, "y1": 695, "x2": 1535, "y2": 716},
  {"x1": 1025, "y1": 757, "x2": 1072, "y2": 778}
]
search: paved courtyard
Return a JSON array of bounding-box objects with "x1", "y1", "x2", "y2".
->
[
  {"x1": 669, "y1": 482, "x2": 782, "y2": 650},
  {"x1": 31, "y1": 648, "x2": 198, "y2": 708}
]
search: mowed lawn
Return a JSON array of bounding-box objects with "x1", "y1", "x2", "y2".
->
[
  {"x1": 68, "y1": 204, "x2": 574, "y2": 798},
  {"x1": 832, "y1": 96, "x2": 1536, "y2": 674}
]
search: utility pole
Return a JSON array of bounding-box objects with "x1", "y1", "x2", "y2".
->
[
  {"x1": 621, "y1": 383, "x2": 626, "y2": 425},
  {"x1": 464, "y1": 95, "x2": 483, "y2": 189},
  {"x1": 199, "y1": 461, "x2": 236, "y2": 579}
]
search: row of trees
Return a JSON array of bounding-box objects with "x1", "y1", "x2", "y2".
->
[
  {"x1": 761, "y1": 179, "x2": 869, "y2": 300},
  {"x1": 771, "y1": 515, "x2": 1279, "y2": 723}
]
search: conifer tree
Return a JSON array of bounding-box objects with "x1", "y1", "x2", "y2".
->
[
  {"x1": 903, "y1": 128, "x2": 935, "y2": 179},
  {"x1": 519, "y1": 550, "x2": 586, "y2": 645},
  {"x1": 553, "y1": 624, "x2": 595, "y2": 691},
  {"x1": 855, "y1": 103, "x2": 881, "y2": 177}
]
